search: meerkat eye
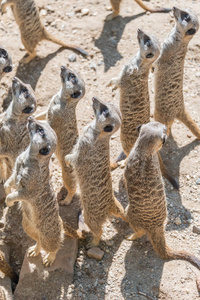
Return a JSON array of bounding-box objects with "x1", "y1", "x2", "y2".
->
[
  {"x1": 162, "y1": 136, "x2": 166, "y2": 145},
  {"x1": 146, "y1": 53, "x2": 154, "y2": 59},
  {"x1": 181, "y1": 12, "x2": 190, "y2": 22},
  {"x1": 22, "y1": 106, "x2": 34, "y2": 114},
  {"x1": 68, "y1": 73, "x2": 77, "y2": 84},
  {"x1": 1, "y1": 50, "x2": 8, "y2": 59},
  {"x1": 21, "y1": 87, "x2": 29, "y2": 97},
  {"x1": 37, "y1": 126, "x2": 45, "y2": 136},
  {"x1": 186, "y1": 28, "x2": 196, "y2": 35},
  {"x1": 71, "y1": 91, "x2": 81, "y2": 99},
  {"x1": 39, "y1": 146, "x2": 51, "y2": 156},
  {"x1": 104, "y1": 125, "x2": 113, "y2": 132},
  {"x1": 137, "y1": 125, "x2": 142, "y2": 133}
]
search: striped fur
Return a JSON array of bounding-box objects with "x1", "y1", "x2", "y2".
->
[
  {"x1": 154, "y1": 7, "x2": 200, "y2": 138},
  {"x1": 0, "y1": 47, "x2": 12, "y2": 81}
]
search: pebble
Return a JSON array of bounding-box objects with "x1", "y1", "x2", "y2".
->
[
  {"x1": 87, "y1": 247, "x2": 104, "y2": 261},
  {"x1": 89, "y1": 62, "x2": 97, "y2": 71},
  {"x1": 193, "y1": 225, "x2": 200, "y2": 234},
  {"x1": 68, "y1": 53, "x2": 77, "y2": 62},
  {"x1": 81, "y1": 8, "x2": 90, "y2": 16},
  {"x1": 174, "y1": 217, "x2": 181, "y2": 226},
  {"x1": 196, "y1": 178, "x2": 200, "y2": 185},
  {"x1": 195, "y1": 72, "x2": 200, "y2": 78},
  {"x1": 105, "y1": 6, "x2": 112, "y2": 11},
  {"x1": 40, "y1": 9, "x2": 47, "y2": 16}
]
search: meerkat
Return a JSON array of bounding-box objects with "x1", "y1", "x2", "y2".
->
[
  {"x1": 0, "y1": 251, "x2": 18, "y2": 283},
  {"x1": 0, "y1": 47, "x2": 12, "y2": 81},
  {"x1": 154, "y1": 7, "x2": 200, "y2": 139},
  {"x1": 108, "y1": 29, "x2": 178, "y2": 189},
  {"x1": 0, "y1": 0, "x2": 88, "y2": 63},
  {"x1": 124, "y1": 122, "x2": 200, "y2": 269},
  {"x1": 106, "y1": 0, "x2": 171, "y2": 21},
  {"x1": 36, "y1": 66, "x2": 85, "y2": 205},
  {"x1": 65, "y1": 97, "x2": 126, "y2": 247},
  {"x1": 0, "y1": 77, "x2": 37, "y2": 181},
  {"x1": 4, "y1": 117, "x2": 82, "y2": 267}
]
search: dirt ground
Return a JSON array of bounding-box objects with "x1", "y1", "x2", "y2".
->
[{"x1": 0, "y1": 0, "x2": 200, "y2": 299}]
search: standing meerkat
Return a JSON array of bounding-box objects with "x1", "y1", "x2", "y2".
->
[
  {"x1": 108, "y1": 29, "x2": 178, "y2": 189},
  {"x1": 154, "y1": 7, "x2": 200, "y2": 138},
  {"x1": 36, "y1": 66, "x2": 85, "y2": 205},
  {"x1": 124, "y1": 122, "x2": 200, "y2": 269},
  {"x1": 106, "y1": 0, "x2": 171, "y2": 21},
  {"x1": 0, "y1": 47, "x2": 12, "y2": 80},
  {"x1": 65, "y1": 97, "x2": 126, "y2": 247},
  {"x1": 0, "y1": 0, "x2": 88, "y2": 63},
  {"x1": 4, "y1": 117, "x2": 82, "y2": 267},
  {"x1": 0, "y1": 77, "x2": 37, "y2": 181}
]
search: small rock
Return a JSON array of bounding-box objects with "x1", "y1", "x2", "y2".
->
[
  {"x1": 68, "y1": 53, "x2": 77, "y2": 62},
  {"x1": 77, "y1": 272, "x2": 82, "y2": 277},
  {"x1": 105, "y1": 6, "x2": 112, "y2": 11},
  {"x1": 174, "y1": 217, "x2": 181, "y2": 226},
  {"x1": 40, "y1": 9, "x2": 47, "y2": 16},
  {"x1": 118, "y1": 160, "x2": 126, "y2": 168},
  {"x1": 195, "y1": 72, "x2": 200, "y2": 78},
  {"x1": 81, "y1": 8, "x2": 89, "y2": 16},
  {"x1": 87, "y1": 247, "x2": 104, "y2": 261},
  {"x1": 193, "y1": 225, "x2": 200, "y2": 234},
  {"x1": 196, "y1": 178, "x2": 200, "y2": 185},
  {"x1": 187, "y1": 218, "x2": 193, "y2": 224},
  {"x1": 146, "y1": 11, "x2": 151, "y2": 15},
  {"x1": 89, "y1": 62, "x2": 97, "y2": 71}
]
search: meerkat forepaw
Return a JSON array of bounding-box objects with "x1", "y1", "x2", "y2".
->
[
  {"x1": 5, "y1": 196, "x2": 14, "y2": 207},
  {"x1": 4, "y1": 183, "x2": 11, "y2": 196},
  {"x1": 107, "y1": 78, "x2": 119, "y2": 89}
]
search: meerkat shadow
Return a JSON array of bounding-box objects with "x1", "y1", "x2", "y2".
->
[
  {"x1": 159, "y1": 134, "x2": 199, "y2": 230},
  {"x1": 94, "y1": 12, "x2": 146, "y2": 72},
  {"x1": 2, "y1": 47, "x2": 65, "y2": 110}
]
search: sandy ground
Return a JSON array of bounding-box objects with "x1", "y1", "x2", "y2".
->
[{"x1": 0, "y1": 0, "x2": 200, "y2": 299}]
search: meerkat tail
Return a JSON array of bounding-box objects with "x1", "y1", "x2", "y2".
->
[
  {"x1": 158, "y1": 153, "x2": 179, "y2": 190},
  {"x1": 62, "y1": 221, "x2": 83, "y2": 239},
  {"x1": 178, "y1": 111, "x2": 200, "y2": 140},
  {"x1": 43, "y1": 30, "x2": 88, "y2": 56},
  {"x1": 0, "y1": 251, "x2": 18, "y2": 284},
  {"x1": 148, "y1": 226, "x2": 200, "y2": 269},
  {"x1": 134, "y1": 0, "x2": 171, "y2": 13}
]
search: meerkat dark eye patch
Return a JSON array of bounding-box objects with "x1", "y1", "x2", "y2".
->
[
  {"x1": 3, "y1": 66, "x2": 12, "y2": 73},
  {"x1": 181, "y1": 12, "x2": 190, "y2": 22},
  {"x1": 22, "y1": 106, "x2": 34, "y2": 114},
  {"x1": 100, "y1": 104, "x2": 109, "y2": 116},
  {"x1": 68, "y1": 73, "x2": 77, "y2": 84},
  {"x1": 143, "y1": 36, "x2": 151, "y2": 47},
  {"x1": 21, "y1": 87, "x2": 29, "y2": 97},
  {"x1": 186, "y1": 28, "x2": 196, "y2": 35},
  {"x1": 0, "y1": 49, "x2": 8, "y2": 59},
  {"x1": 104, "y1": 125, "x2": 113, "y2": 132},
  {"x1": 39, "y1": 146, "x2": 51, "y2": 156},
  {"x1": 162, "y1": 136, "x2": 166, "y2": 145},
  {"x1": 146, "y1": 53, "x2": 154, "y2": 59},
  {"x1": 137, "y1": 125, "x2": 142, "y2": 133},
  {"x1": 71, "y1": 91, "x2": 81, "y2": 99}
]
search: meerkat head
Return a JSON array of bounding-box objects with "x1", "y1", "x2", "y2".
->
[
  {"x1": 173, "y1": 7, "x2": 199, "y2": 41},
  {"x1": 11, "y1": 77, "x2": 37, "y2": 117},
  {"x1": 0, "y1": 47, "x2": 12, "y2": 81},
  {"x1": 137, "y1": 29, "x2": 160, "y2": 62},
  {"x1": 60, "y1": 66, "x2": 85, "y2": 101},
  {"x1": 27, "y1": 117, "x2": 57, "y2": 159},
  {"x1": 92, "y1": 97, "x2": 121, "y2": 138},
  {"x1": 137, "y1": 122, "x2": 167, "y2": 155}
]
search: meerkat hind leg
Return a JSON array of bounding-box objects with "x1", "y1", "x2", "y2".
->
[
  {"x1": 87, "y1": 229, "x2": 103, "y2": 248},
  {"x1": 43, "y1": 251, "x2": 57, "y2": 267},
  {"x1": 20, "y1": 50, "x2": 36, "y2": 64},
  {"x1": 28, "y1": 242, "x2": 41, "y2": 257},
  {"x1": 105, "y1": 0, "x2": 120, "y2": 21},
  {"x1": 178, "y1": 111, "x2": 200, "y2": 140},
  {"x1": 111, "y1": 198, "x2": 127, "y2": 222},
  {"x1": 126, "y1": 229, "x2": 146, "y2": 241},
  {"x1": 59, "y1": 189, "x2": 76, "y2": 206}
]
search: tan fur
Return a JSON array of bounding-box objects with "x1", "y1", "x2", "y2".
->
[
  {"x1": 0, "y1": 77, "x2": 37, "y2": 182},
  {"x1": 0, "y1": 250, "x2": 18, "y2": 284},
  {"x1": 125, "y1": 122, "x2": 200, "y2": 269},
  {"x1": 4, "y1": 117, "x2": 82, "y2": 267},
  {"x1": 108, "y1": 30, "x2": 178, "y2": 189},
  {"x1": 154, "y1": 7, "x2": 200, "y2": 138},
  {"x1": 0, "y1": 47, "x2": 12, "y2": 81},
  {"x1": 65, "y1": 97, "x2": 126, "y2": 247},
  {"x1": 106, "y1": 0, "x2": 171, "y2": 21},
  {"x1": 36, "y1": 66, "x2": 85, "y2": 205},
  {"x1": 1, "y1": 0, "x2": 88, "y2": 63}
]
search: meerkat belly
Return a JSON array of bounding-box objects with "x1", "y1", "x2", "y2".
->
[
  {"x1": 155, "y1": 58, "x2": 184, "y2": 123},
  {"x1": 120, "y1": 77, "x2": 150, "y2": 153},
  {"x1": 55, "y1": 128, "x2": 78, "y2": 162}
]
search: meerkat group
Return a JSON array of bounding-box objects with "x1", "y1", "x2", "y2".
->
[{"x1": 0, "y1": 1, "x2": 200, "y2": 295}]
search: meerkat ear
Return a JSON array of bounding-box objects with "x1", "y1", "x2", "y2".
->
[{"x1": 137, "y1": 125, "x2": 142, "y2": 133}]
